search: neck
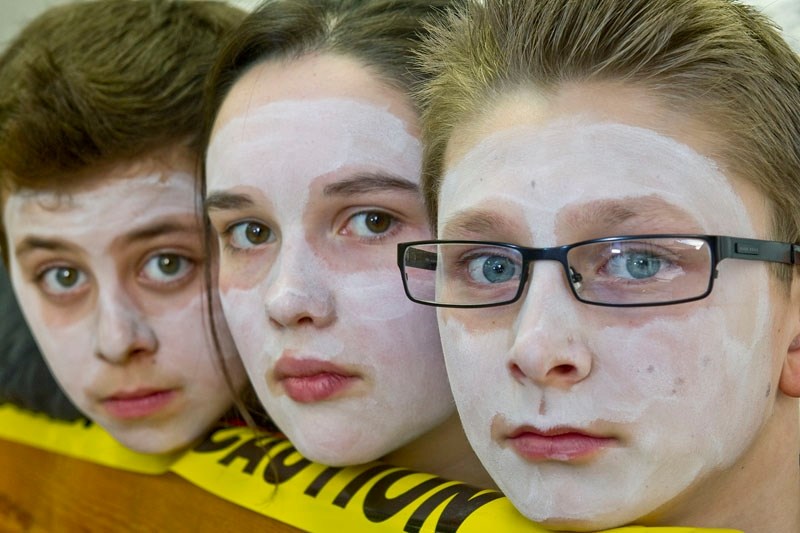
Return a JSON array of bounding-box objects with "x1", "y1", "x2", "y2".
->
[
  {"x1": 645, "y1": 395, "x2": 800, "y2": 531},
  {"x1": 381, "y1": 413, "x2": 496, "y2": 489}
]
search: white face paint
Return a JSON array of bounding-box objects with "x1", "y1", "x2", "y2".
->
[
  {"x1": 205, "y1": 56, "x2": 453, "y2": 466},
  {"x1": 3, "y1": 155, "x2": 246, "y2": 454},
  {"x1": 438, "y1": 113, "x2": 776, "y2": 528}
]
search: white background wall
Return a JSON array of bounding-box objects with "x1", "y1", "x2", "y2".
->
[{"x1": 0, "y1": 0, "x2": 798, "y2": 53}]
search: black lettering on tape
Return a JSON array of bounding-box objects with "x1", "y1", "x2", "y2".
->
[
  {"x1": 219, "y1": 436, "x2": 283, "y2": 475},
  {"x1": 405, "y1": 484, "x2": 503, "y2": 532},
  {"x1": 193, "y1": 428, "x2": 242, "y2": 453},
  {"x1": 333, "y1": 464, "x2": 395, "y2": 508},
  {"x1": 362, "y1": 470, "x2": 448, "y2": 523},
  {"x1": 305, "y1": 466, "x2": 343, "y2": 497},
  {"x1": 263, "y1": 446, "x2": 313, "y2": 485}
]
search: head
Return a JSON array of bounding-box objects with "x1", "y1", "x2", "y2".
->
[
  {"x1": 203, "y1": 0, "x2": 462, "y2": 466},
  {"x1": 0, "y1": 0, "x2": 247, "y2": 454},
  {"x1": 413, "y1": 0, "x2": 800, "y2": 528}
]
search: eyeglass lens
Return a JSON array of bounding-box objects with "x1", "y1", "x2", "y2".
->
[{"x1": 402, "y1": 237, "x2": 713, "y2": 307}]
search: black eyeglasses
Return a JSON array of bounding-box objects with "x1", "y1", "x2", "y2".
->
[{"x1": 397, "y1": 235, "x2": 800, "y2": 308}]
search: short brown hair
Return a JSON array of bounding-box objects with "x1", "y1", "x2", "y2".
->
[
  {"x1": 418, "y1": 0, "x2": 800, "y2": 282},
  {"x1": 0, "y1": 0, "x2": 244, "y2": 259}
]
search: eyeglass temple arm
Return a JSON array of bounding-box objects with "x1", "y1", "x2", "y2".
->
[
  {"x1": 402, "y1": 247, "x2": 438, "y2": 271},
  {"x1": 717, "y1": 236, "x2": 800, "y2": 265}
]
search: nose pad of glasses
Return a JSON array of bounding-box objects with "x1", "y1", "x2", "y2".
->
[
  {"x1": 569, "y1": 267, "x2": 583, "y2": 291},
  {"x1": 713, "y1": 269, "x2": 719, "y2": 280}
]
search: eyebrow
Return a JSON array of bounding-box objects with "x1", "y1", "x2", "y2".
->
[
  {"x1": 14, "y1": 236, "x2": 76, "y2": 259},
  {"x1": 440, "y1": 208, "x2": 519, "y2": 240},
  {"x1": 117, "y1": 219, "x2": 200, "y2": 247},
  {"x1": 205, "y1": 191, "x2": 255, "y2": 212},
  {"x1": 322, "y1": 173, "x2": 418, "y2": 196},
  {"x1": 558, "y1": 196, "x2": 702, "y2": 233}
]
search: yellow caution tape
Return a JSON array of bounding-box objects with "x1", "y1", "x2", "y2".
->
[
  {"x1": 0, "y1": 403, "x2": 178, "y2": 474},
  {"x1": 0, "y1": 404, "x2": 742, "y2": 532}
]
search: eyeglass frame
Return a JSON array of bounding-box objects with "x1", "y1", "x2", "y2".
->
[{"x1": 397, "y1": 234, "x2": 800, "y2": 309}]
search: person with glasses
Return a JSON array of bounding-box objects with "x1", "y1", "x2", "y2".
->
[{"x1": 398, "y1": 0, "x2": 800, "y2": 530}]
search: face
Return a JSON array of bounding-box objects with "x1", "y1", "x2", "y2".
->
[
  {"x1": 205, "y1": 54, "x2": 453, "y2": 466},
  {"x1": 436, "y1": 85, "x2": 792, "y2": 529},
  {"x1": 3, "y1": 150, "x2": 245, "y2": 454}
]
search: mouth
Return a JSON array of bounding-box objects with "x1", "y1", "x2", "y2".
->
[
  {"x1": 101, "y1": 388, "x2": 177, "y2": 420},
  {"x1": 273, "y1": 357, "x2": 360, "y2": 403},
  {"x1": 504, "y1": 426, "x2": 618, "y2": 462}
]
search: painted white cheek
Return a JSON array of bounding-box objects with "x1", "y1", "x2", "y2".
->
[
  {"x1": 12, "y1": 290, "x2": 96, "y2": 408},
  {"x1": 148, "y1": 293, "x2": 223, "y2": 383},
  {"x1": 438, "y1": 316, "x2": 510, "y2": 451},
  {"x1": 341, "y1": 272, "x2": 446, "y2": 410},
  {"x1": 218, "y1": 285, "x2": 270, "y2": 378}
]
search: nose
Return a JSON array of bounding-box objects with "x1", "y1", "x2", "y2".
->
[
  {"x1": 264, "y1": 241, "x2": 335, "y2": 329},
  {"x1": 94, "y1": 288, "x2": 158, "y2": 364},
  {"x1": 507, "y1": 262, "x2": 592, "y2": 389}
]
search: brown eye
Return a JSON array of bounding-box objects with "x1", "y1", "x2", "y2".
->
[
  {"x1": 156, "y1": 254, "x2": 181, "y2": 275},
  {"x1": 364, "y1": 212, "x2": 392, "y2": 234},
  {"x1": 245, "y1": 222, "x2": 270, "y2": 244},
  {"x1": 229, "y1": 221, "x2": 273, "y2": 249}
]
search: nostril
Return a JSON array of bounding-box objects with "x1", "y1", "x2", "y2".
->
[
  {"x1": 509, "y1": 362, "x2": 526, "y2": 381},
  {"x1": 549, "y1": 364, "x2": 577, "y2": 377}
]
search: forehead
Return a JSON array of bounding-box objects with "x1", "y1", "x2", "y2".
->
[
  {"x1": 438, "y1": 83, "x2": 766, "y2": 240},
  {"x1": 444, "y1": 82, "x2": 720, "y2": 171},
  {"x1": 212, "y1": 52, "x2": 418, "y2": 138},
  {"x1": 3, "y1": 154, "x2": 198, "y2": 231}
]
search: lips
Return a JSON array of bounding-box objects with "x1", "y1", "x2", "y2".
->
[
  {"x1": 101, "y1": 389, "x2": 176, "y2": 420},
  {"x1": 273, "y1": 357, "x2": 359, "y2": 403},
  {"x1": 505, "y1": 426, "x2": 617, "y2": 462}
]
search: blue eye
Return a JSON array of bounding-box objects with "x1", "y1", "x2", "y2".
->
[
  {"x1": 606, "y1": 251, "x2": 663, "y2": 280},
  {"x1": 467, "y1": 255, "x2": 518, "y2": 284},
  {"x1": 39, "y1": 266, "x2": 88, "y2": 296},
  {"x1": 141, "y1": 253, "x2": 194, "y2": 284},
  {"x1": 346, "y1": 211, "x2": 395, "y2": 238},
  {"x1": 228, "y1": 221, "x2": 273, "y2": 249}
]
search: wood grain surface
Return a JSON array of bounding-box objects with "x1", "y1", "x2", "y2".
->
[{"x1": 0, "y1": 437, "x2": 304, "y2": 532}]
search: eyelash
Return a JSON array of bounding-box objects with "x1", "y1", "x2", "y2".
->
[
  {"x1": 220, "y1": 220, "x2": 274, "y2": 255},
  {"x1": 340, "y1": 209, "x2": 404, "y2": 243}
]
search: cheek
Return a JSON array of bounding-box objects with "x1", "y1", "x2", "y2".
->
[
  {"x1": 336, "y1": 268, "x2": 442, "y2": 361},
  {"x1": 591, "y1": 301, "x2": 772, "y2": 471},
  {"x1": 218, "y1": 284, "x2": 268, "y2": 368},
  {"x1": 438, "y1": 315, "x2": 510, "y2": 430},
  {"x1": 21, "y1": 302, "x2": 95, "y2": 397},
  {"x1": 148, "y1": 293, "x2": 223, "y2": 381},
  {"x1": 336, "y1": 268, "x2": 450, "y2": 401},
  {"x1": 218, "y1": 250, "x2": 272, "y2": 293}
]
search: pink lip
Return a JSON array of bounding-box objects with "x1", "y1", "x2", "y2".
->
[
  {"x1": 506, "y1": 426, "x2": 616, "y2": 462},
  {"x1": 101, "y1": 389, "x2": 176, "y2": 420},
  {"x1": 273, "y1": 357, "x2": 359, "y2": 403}
]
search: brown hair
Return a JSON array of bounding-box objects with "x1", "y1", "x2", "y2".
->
[
  {"x1": 0, "y1": 0, "x2": 244, "y2": 260},
  {"x1": 418, "y1": 0, "x2": 800, "y2": 282},
  {"x1": 201, "y1": 0, "x2": 465, "y2": 153}
]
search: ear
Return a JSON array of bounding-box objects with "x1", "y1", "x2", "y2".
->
[
  {"x1": 779, "y1": 334, "x2": 800, "y2": 397},
  {"x1": 779, "y1": 278, "x2": 800, "y2": 397}
]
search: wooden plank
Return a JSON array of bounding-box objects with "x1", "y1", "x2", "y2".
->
[{"x1": 0, "y1": 437, "x2": 303, "y2": 532}]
